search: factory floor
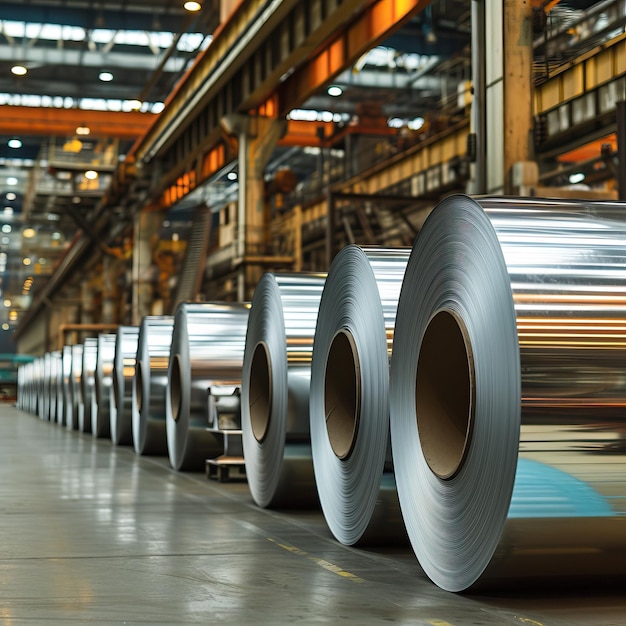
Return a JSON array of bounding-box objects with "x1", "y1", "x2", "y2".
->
[{"x1": 1, "y1": 405, "x2": 624, "y2": 625}]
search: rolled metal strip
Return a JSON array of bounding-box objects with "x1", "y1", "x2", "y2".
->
[
  {"x1": 132, "y1": 316, "x2": 174, "y2": 455},
  {"x1": 166, "y1": 302, "x2": 249, "y2": 471},
  {"x1": 111, "y1": 326, "x2": 139, "y2": 445},
  {"x1": 390, "y1": 195, "x2": 626, "y2": 592},
  {"x1": 48, "y1": 351, "x2": 61, "y2": 424},
  {"x1": 80, "y1": 338, "x2": 98, "y2": 433},
  {"x1": 40, "y1": 353, "x2": 52, "y2": 420},
  {"x1": 67, "y1": 344, "x2": 84, "y2": 431},
  {"x1": 309, "y1": 247, "x2": 409, "y2": 545},
  {"x1": 60, "y1": 346, "x2": 73, "y2": 426},
  {"x1": 242, "y1": 272, "x2": 326, "y2": 509},
  {"x1": 93, "y1": 333, "x2": 116, "y2": 439}
]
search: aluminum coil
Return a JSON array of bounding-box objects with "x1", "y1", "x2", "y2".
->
[
  {"x1": 41, "y1": 352, "x2": 53, "y2": 420},
  {"x1": 80, "y1": 338, "x2": 98, "y2": 433},
  {"x1": 47, "y1": 351, "x2": 61, "y2": 423},
  {"x1": 93, "y1": 333, "x2": 116, "y2": 439},
  {"x1": 111, "y1": 326, "x2": 139, "y2": 445},
  {"x1": 309, "y1": 247, "x2": 409, "y2": 544},
  {"x1": 67, "y1": 344, "x2": 84, "y2": 431},
  {"x1": 242, "y1": 272, "x2": 326, "y2": 509},
  {"x1": 166, "y1": 302, "x2": 249, "y2": 471},
  {"x1": 132, "y1": 316, "x2": 174, "y2": 455},
  {"x1": 60, "y1": 345, "x2": 73, "y2": 426},
  {"x1": 390, "y1": 195, "x2": 626, "y2": 591}
]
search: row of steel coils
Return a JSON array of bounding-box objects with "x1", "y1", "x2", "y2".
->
[{"x1": 17, "y1": 195, "x2": 626, "y2": 592}]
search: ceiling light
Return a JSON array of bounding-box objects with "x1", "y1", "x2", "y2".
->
[
  {"x1": 76, "y1": 126, "x2": 90, "y2": 136},
  {"x1": 3, "y1": 299, "x2": 10, "y2": 307},
  {"x1": 23, "y1": 257, "x2": 31, "y2": 266},
  {"x1": 51, "y1": 232, "x2": 61, "y2": 240},
  {"x1": 6, "y1": 177, "x2": 18, "y2": 186},
  {"x1": 1, "y1": 323, "x2": 8, "y2": 331},
  {"x1": 22, "y1": 227, "x2": 35, "y2": 238},
  {"x1": 129, "y1": 99, "x2": 142, "y2": 110},
  {"x1": 1, "y1": 237, "x2": 8, "y2": 245},
  {"x1": 1, "y1": 225, "x2": 10, "y2": 234},
  {"x1": 184, "y1": 1, "x2": 202, "y2": 11},
  {"x1": 99, "y1": 71, "x2": 114, "y2": 82},
  {"x1": 11, "y1": 65, "x2": 27, "y2": 76},
  {"x1": 3, "y1": 207, "x2": 13, "y2": 215},
  {"x1": 9, "y1": 311, "x2": 17, "y2": 321},
  {"x1": 5, "y1": 193, "x2": 16, "y2": 201},
  {"x1": 227, "y1": 172, "x2": 237, "y2": 181},
  {"x1": 327, "y1": 85, "x2": 343, "y2": 97},
  {"x1": 569, "y1": 172, "x2": 585, "y2": 184},
  {"x1": 8, "y1": 139, "x2": 22, "y2": 149},
  {"x1": 84, "y1": 170, "x2": 98, "y2": 180}
]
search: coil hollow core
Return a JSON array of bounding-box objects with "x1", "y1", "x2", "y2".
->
[
  {"x1": 170, "y1": 354, "x2": 183, "y2": 423},
  {"x1": 250, "y1": 341, "x2": 272, "y2": 443},
  {"x1": 324, "y1": 329, "x2": 361, "y2": 460},
  {"x1": 416, "y1": 309, "x2": 475, "y2": 480}
]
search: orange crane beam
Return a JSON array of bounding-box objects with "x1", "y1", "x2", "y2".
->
[{"x1": 0, "y1": 106, "x2": 155, "y2": 140}]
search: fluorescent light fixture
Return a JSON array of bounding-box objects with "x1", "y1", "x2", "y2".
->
[
  {"x1": 8, "y1": 138, "x2": 22, "y2": 149},
  {"x1": 99, "y1": 71, "x2": 114, "y2": 82},
  {"x1": 11, "y1": 65, "x2": 27, "y2": 76},
  {"x1": 327, "y1": 85, "x2": 343, "y2": 97},
  {"x1": 128, "y1": 99, "x2": 142, "y2": 110},
  {"x1": 6, "y1": 177, "x2": 18, "y2": 186},
  {"x1": 569, "y1": 172, "x2": 585, "y2": 184},
  {"x1": 184, "y1": 1, "x2": 201, "y2": 11}
]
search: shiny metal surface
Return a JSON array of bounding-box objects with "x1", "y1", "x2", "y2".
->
[
  {"x1": 80, "y1": 338, "x2": 98, "y2": 434},
  {"x1": 242, "y1": 272, "x2": 326, "y2": 509},
  {"x1": 67, "y1": 344, "x2": 84, "y2": 431},
  {"x1": 41, "y1": 353, "x2": 53, "y2": 421},
  {"x1": 166, "y1": 302, "x2": 249, "y2": 471},
  {"x1": 60, "y1": 345, "x2": 73, "y2": 427},
  {"x1": 111, "y1": 326, "x2": 139, "y2": 446},
  {"x1": 132, "y1": 316, "x2": 174, "y2": 456},
  {"x1": 310, "y1": 247, "x2": 409, "y2": 545},
  {"x1": 94, "y1": 333, "x2": 116, "y2": 439},
  {"x1": 390, "y1": 195, "x2": 626, "y2": 591}
]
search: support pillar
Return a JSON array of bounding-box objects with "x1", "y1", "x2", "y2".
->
[
  {"x1": 483, "y1": 0, "x2": 534, "y2": 194},
  {"x1": 221, "y1": 114, "x2": 287, "y2": 301},
  {"x1": 131, "y1": 210, "x2": 163, "y2": 325}
]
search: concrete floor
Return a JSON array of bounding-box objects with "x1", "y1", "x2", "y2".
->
[{"x1": 1, "y1": 405, "x2": 624, "y2": 625}]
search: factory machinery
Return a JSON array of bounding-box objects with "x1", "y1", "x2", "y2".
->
[{"x1": 17, "y1": 194, "x2": 626, "y2": 593}]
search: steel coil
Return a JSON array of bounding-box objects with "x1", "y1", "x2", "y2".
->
[
  {"x1": 67, "y1": 344, "x2": 84, "y2": 431},
  {"x1": 390, "y1": 195, "x2": 626, "y2": 591},
  {"x1": 41, "y1": 352, "x2": 53, "y2": 421},
  {"x1": 93, "y1": 333, "x2": 116, "y2": 439},
  {"x1": 166, "y1": 302, "x2": 249, "y2": 471},
  {"x1": 81, "y1": 338, "x2": 98, "y2": 433},
  {"x1": 60, "y1": 345, "x2": 72, "y2": 426},
  {"x1": 47, "y1": 352, "x2": 61, "y2": 423},
  {"x1": 111, "y1": 326, "x2": 139, "y2": 445},
  {"x1": 132, "y1": 316, "x2": 174, "y2": 455},
  {"x1": 309, "y1": 247, "x2": 409, "y2": 544},
  {"x1": 242, "y1": 272, "x2": 326, "y2": 508}
]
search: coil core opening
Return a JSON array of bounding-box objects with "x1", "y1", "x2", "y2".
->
[
  {"x1": 112, "y1": 366, "x2": 120, "y2": 409},
  {"x1": 416, "y1": 309, "x2": 475, "y2": 480},
  {"x1": 250, "y1": 341, "x2": 272, "y2": 442},
  {"x1": 136, "y1": 360, "x2": 144, "y2": 413},
  {"x1": 170, "y1": 354, "x2": 184, "y2": 422},
  {"x1": 324, "y1": 329, "x2": 361, "y2": 460}
]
